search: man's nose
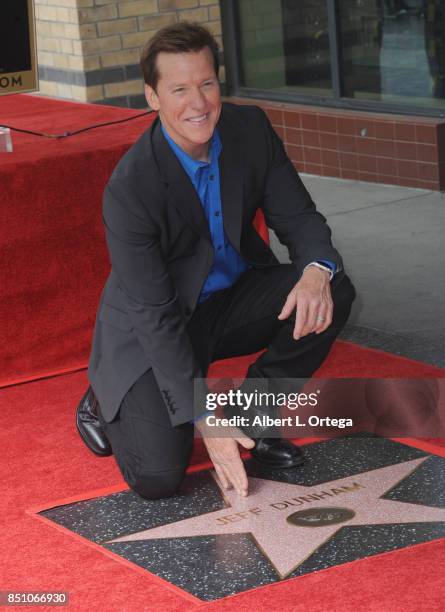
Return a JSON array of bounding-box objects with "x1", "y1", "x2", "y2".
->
[{"x1": 190, "y1": 87, "x2": 206, "y2": 110}]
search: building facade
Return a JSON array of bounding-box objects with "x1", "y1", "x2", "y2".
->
[{"x1": 34, "y1": 0, "x2": 445, "y2": 190}]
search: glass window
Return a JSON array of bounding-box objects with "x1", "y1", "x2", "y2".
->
[
  {"x1": 231, "y1": 0, "x2": 445, "y2": 112},
  {"x1": 338, "y1": 0, "x2": 445, "y2": 109},
  {"x1": 237, "y1": 0, "x2": 333, "y2": 96}
]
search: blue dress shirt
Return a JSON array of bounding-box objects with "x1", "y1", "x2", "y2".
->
[{"x1": 161, "y1": 123, "x2": 250, "y2": 302}]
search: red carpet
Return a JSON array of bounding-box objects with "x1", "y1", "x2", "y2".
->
[
  {"x1": 1, "y1": 343, "x2": 444, "y2": 611},
  {"x1": 0, "y1": 94, "x2": 152, "y2": 387}
]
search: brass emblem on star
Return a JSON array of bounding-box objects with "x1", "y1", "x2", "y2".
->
[{"x1": 287, "y1": 506, "x2": 356, "y2": 528}]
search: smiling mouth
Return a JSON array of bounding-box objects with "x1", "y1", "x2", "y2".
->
[{"x1": 187, "y1": 114, "x2": 208, "y2": 124}]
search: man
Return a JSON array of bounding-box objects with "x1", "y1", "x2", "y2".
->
[{"x1": 77, "y1": 22, "x2": 355, "y2": 500}]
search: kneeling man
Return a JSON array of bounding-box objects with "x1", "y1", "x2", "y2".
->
[{"x1": 77, "y1": 22, "x2": 355, "y2": 500}]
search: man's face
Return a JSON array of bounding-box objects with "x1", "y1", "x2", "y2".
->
[{"x1": 145, "y1": 47, "x2": 222, "y2": 160}]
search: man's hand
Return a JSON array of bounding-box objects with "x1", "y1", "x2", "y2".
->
[
  {"x1": 196, "y1": 419, "x2": 255, "y2": 497},
  {"x1": 278, "y1": 266, "x2": 333, "y2": 340}
]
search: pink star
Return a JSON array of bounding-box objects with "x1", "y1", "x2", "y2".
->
[{"x1": 108, "y1": 458, "x2": 445, "y2": 578}]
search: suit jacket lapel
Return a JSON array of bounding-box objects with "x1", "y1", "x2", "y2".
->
[
  {"x1": 218, "y1": 110, "x2": 244, "y2": 252},
  {"x1": 151, "y1": 117, "x2": 211, "y2": 243}
]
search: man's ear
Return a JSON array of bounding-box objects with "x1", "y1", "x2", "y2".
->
[{"x1": 144, "y1": 84, "x2": 160, "y2": 111}]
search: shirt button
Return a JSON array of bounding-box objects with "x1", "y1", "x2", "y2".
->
[
  {"x1": 209, "y1": 174, "x2": 214, "y2": 181},
  {"x1": 215, "y1": 211, "x2": 220, "y2": 217},
  {"x1": 217, "y1": 245, "x2": 222, "y2": 251}
]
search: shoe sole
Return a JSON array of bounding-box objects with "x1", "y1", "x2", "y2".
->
[{"x1": 75, "y1": 417, "x2": 113, "y2": 457}]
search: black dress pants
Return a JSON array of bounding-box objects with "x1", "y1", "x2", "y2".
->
[{"x1": 97, "y1": 265, "x2": 355, "y2": 500}]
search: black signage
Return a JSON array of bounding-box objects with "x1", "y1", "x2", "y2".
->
[{"x1": 0, "y1": 0, "x2": 38, "y2": 95}]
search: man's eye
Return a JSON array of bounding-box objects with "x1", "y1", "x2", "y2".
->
[
  {"x1": 203, "y1": 81, "x2": 213, "y2": 88},
  {"x1": 173, "y1": 88, "x2": 185, "y2": 94}
]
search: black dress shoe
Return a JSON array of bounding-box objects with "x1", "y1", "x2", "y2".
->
[
  {"x1": 223, "y1": 405, "x2": 304, "y2": 469},
  {"x1": 251, "y1": 437, "x2": 304, "y2": 469},
  {"x1": 76, "y1": 386, "x2": 112, "y2": 457}
]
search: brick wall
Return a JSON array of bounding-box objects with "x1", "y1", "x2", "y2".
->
[
  {"x1": 229, "y1": 96, "x2": 445, "y2": 191},
  {"x1": 35, "y1": 0, "x2": 223, "y2": 107}
]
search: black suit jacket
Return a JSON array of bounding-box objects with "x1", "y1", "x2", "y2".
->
[{"x1": 87, "y1": 102, "x2": 343, "y2": 426}]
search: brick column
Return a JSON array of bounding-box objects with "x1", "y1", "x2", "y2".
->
[{"x1": 35, "y1": 0, "x2": 223, "y2": 107}]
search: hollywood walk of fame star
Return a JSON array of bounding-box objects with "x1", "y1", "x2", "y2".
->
[{"x1": 107, "y1": 458, "x2": 445, "y2": 578}]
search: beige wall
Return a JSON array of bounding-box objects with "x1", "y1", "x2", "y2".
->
[{"x1": 35, "y1": 0, "x2": 223, "y2": 106}]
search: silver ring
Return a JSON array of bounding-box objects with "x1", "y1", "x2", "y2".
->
[{"x1": 317, "y1": 316, "x2": 326, "y2": 322}]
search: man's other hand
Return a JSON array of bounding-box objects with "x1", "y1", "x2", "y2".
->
[
  {"x1": 196, "y1": 420, "x2": 255, "y2": 497},
  {"x1": 278, "y1": 266, "x2": 333, "y2": 340}
]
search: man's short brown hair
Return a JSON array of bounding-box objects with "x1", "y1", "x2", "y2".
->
[{"x1": 140, "y1": 22, "x2": 220, "y2": 91}]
